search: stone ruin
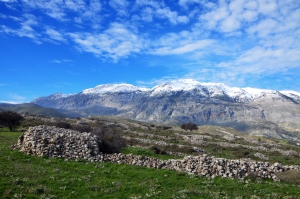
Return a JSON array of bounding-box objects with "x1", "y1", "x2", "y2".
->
[{"x1": 13, "y1": 125, "x2": 300, "y2": 181}]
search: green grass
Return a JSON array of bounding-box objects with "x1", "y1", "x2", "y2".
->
[{"x1": 1, "y1": 131, "x2": 300, "y2": 199}]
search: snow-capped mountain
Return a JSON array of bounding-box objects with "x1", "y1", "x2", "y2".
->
[
  {"x1": 32, "y1": 79, "x2": 300, "y2": 140},
  {"x1": 50, "y1": 78, "x2": 299, "y2": 100},
  {"x1": 32, "y1": 78, "x2": 300, "y2": 104}
]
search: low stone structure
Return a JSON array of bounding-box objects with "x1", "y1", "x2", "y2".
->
[
  {"x1": 16, "y1": 125, "x2": 99, "y2": 161},
  {"x1": 13, "y1": 125, "x2": 300, "y2": 182}
]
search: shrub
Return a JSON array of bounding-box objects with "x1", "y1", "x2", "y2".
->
[
  {"x1": 180, "y1": 123, "x2": 198, "y2": 131},
  {"x1": 156, "y1": 126, "x2": 172, "y2": 130},
  {"x1": 150, "y1": 145, "x2": 167, "y2": 154},
  {"x1": 21, "y1": 118, "x2": 50, "y2": 129},
  {"x1": 54, "y1": 122, "x2": 72, "y2": 129},
  {"x1": 92, "y1": 124, "x2": 126, "y2": 153},
  {"x1": 150, "y1": 144, "x2": 197, "y2": 155},
  {"x1": 71, "y1": 124, "x2": 92, "y2": 133}
]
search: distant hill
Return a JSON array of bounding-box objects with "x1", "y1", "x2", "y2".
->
[{"x1": 0, "y1": 103, "x2": 80, "y2": 118}]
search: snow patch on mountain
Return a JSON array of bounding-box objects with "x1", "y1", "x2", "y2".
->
[
  {"x1": 150, "y1": 79, "x2": 203, "y2": 96},
  {"x1": 148, "y1": 79, "x2": 278, "y2": 101},
  {"x1": 280, "y1": 90, "x2": 300, "y2": 101},
  {"x1": 52, "y1": 93, "x2": 74, "y2": 99},
  {"x1": 82, "y1": 84, "x2": 149, "y2": 94}
]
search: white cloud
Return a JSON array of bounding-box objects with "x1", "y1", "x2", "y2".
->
[
  {"x1": 217, "y1": 41, "x2": 300, "y2": 76},
  {"x1": 241, "y1": 10, "x2": 258, "y2": 22},
  {"x1": 45, "y1": 27, "x2": 66, "y2": 42},
  {"x1": 51, "y1": 59, "x2": 73, "y2": 64},
  {"x1": 109, "y1": 0, "x2": 129, "y2": 16},
  {"x1": 134, "y1": 0, "x2": 189, "y2": 25},
  {"x1": 220, "y1": 15, "x2": 241, "y2": 32},
  {"x1": 135, "y1": 0, "x2": 161, "y2": 9},
  {"x1": 0, "y1": 101, "x2": 21, "y2": 104},
  {"x1": 228, "y1": 0, "x2": 244, "y2": 14},
  {"x1": 153, "y1": 39, "x2": 214, "y2": 55},
  {"x1": 68, "y1": 23, "x2": 144, "y2": 61},
  {"x1": 0, "y1": 0, "x2": 16, "y2": 2},
  {"x1": 200, "y1": 5, "x2": 229, "y2": 30},
  {"x1": 247, "y1": 18, "x2": 278, "y2": 37},
  {"x1": 258, "y1": 0, "x2": 277, "y2": 15},
  {"x1": 140, "y1": 7, "x2": 154, "y2": 22},
  {"x1": 0, "y1": 14, "x2": 41, "y2": 43},
  {"x1": 18, "y1": 0, "x2": 102, "y2": 25},
  {"x1": 156, "y1": 7, "x2": 189, "y2": 24},
  {"x1": 244, "y1": 0, "x2": 258, "y2": 10},
  {"x1": 2, "y1": 93, "x2": 28, "y2": 104}
]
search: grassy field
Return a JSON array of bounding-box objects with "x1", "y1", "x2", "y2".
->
[{"x1": 1, "y1": 131, "x2": 300, "y2": 199}]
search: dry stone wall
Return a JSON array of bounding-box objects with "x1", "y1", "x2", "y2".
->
[{"x1": 14, "y1": 125, "x2": 300, "y2": 182}]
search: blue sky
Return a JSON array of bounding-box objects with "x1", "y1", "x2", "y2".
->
[{"x1": 0, "y1": 0, "x2": 300, "y2": 104}]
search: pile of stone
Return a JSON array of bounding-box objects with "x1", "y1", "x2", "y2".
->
[
  {"x1": 99, "y1": 153, "x2": 300, "y2": 181},
  {"x1": 13, "y1": 125, "x2": 300, "y2": 182},
  {"x1": 15, "y1": 125, "x2": 99, "y2": 161}
]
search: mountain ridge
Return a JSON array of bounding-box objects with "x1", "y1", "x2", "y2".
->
[
  {"x1": 34, "y1": 79, "x2": 300, "y2": 103},
  {"x1": 31, "y1": 79, "x2": 300, "y2": 141}
]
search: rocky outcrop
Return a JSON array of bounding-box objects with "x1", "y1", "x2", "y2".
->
[{"x1": 13, "y1": 125, "x2": 300, "y2": 182}]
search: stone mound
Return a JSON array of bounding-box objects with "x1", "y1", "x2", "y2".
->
[{"x1": 16, "y1": 125, "x2": 99, "y2": 161}]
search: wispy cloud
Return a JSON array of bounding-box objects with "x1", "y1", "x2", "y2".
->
[
  {"x1": 0, "y1": 14, "x2": 41, "y2": 43},
  {"x1": 68, "y1": 23, "x2": 145, "y2": 61},
  {"x1": 51, "y1": 59, "x2": 73, "y2": 64},
  {"x1": 0, "y1": 93, "x2": 28, "y2": 104},
  {"x1": 45, "y1": 27, "x2": 66, "y2": 42},
  {"x1": 109, "y1": 0, "x2": 129, "y2": 16}
]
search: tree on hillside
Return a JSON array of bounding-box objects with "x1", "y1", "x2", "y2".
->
[
  {"x1": 0, "y1": 111, "x2": 24, "y2": 131},
  {"x1": 180, "y1": 122, "x2": 198, "y2": 132}
]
